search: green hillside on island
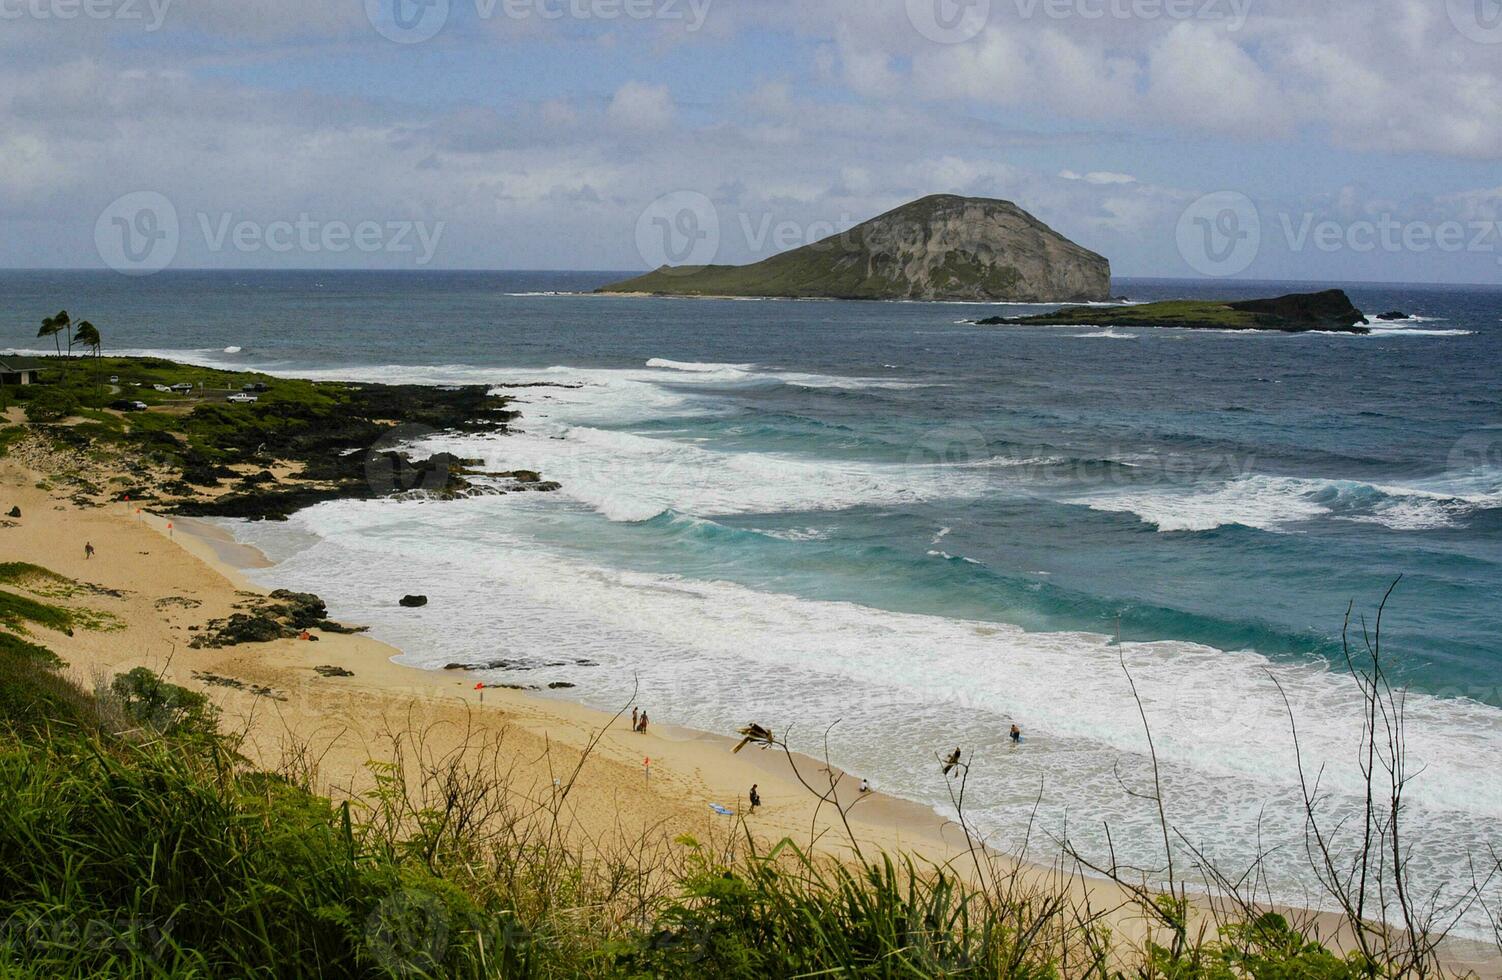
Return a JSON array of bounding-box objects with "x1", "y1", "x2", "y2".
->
[
  {"x1": 601, "y1": 194, "x2": 1111, "y2": 303},
  {"x1": 977, "y1": 289, "x2": 1374, "y2": 334}
]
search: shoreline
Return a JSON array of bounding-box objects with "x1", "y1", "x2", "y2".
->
[
  {"x1": 169, "y1": 510, "x2": 1020, "y2": 865},
  {"x1": 167, "y1": 511, "x2": 1502, "y2": 972},
  {"x1": 6, "y1": 411, "x2": 1497, "y2": 970}
]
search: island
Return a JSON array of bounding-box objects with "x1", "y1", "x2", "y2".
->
[
  {"x1": 598, "y1": 194, "x2": 1111, "y2": 303},
  {"x1": 975, "y1": 288, "x2": 1373, "y2": 334}
]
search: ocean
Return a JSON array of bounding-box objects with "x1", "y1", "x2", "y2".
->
[{"x1": 5, "y1": 269, "x2": 1500, "y2": 932}]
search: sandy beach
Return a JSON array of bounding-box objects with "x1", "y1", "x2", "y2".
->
[
  {"x1": 0, "y1": 453, "x2": 1095, "y2": 882},
  {"x1": 7, "y1": 447, "x2": 1498, "y2": 975}
]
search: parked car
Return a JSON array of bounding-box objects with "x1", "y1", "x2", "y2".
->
[
  {"x1": 169, "y1": 382, "x2": 194, "y2": 393},
  {"x1": 226, "y1": 392, "x2": 259, "y2": 404},
  {"x1": 108, "y1": 375, "x2": 120, "y2": 384},
  {"x1": 109, "y1": 399, "x2": 148, "y2": 412},
  {"x1": 153, "y1": 384, "x2": 171, "y2": 392}
]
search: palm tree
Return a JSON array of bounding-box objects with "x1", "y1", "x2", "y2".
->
[
  {"x1": 37, "y1": 314, "x2": 63, "y2": 357},
  {"x1": 73, "y1": 321, "x2": 102, "y2": 393},
  {"x1": 53, "y1": 311, "x2": 73, "y2": 357}
]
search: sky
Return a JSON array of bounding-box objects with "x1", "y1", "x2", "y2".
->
[{"x1": 3, "y1": 0, "x2": 1502, "y2": 283}]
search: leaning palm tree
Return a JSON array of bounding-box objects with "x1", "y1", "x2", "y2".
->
[
  {"x1": 37, "y1": 314, "x2": 64, "y2": 357},
  {"x1": 73, "y1": 321, "x2": 102, "y2": 393},
  {"x1": 53, "y1": 311, "x2": 73, "y2": 357}
]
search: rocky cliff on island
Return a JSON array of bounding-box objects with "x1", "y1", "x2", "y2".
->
[{"x1": 599, "y1": 194, "x2": 1111, "y2": 303}]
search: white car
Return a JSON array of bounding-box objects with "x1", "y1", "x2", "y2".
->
[
  {"x1": 153, "y1": 384, "x2": 171, "y2": 392},
  {"x1": 226, "y1": 392, "x2": 259, "y2": 404},
  {"x1": 108, "y1": 375, "x2": 119, "y2": 384}
]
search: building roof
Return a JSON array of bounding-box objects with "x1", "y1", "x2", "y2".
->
[{"x1": 0, "y1": 356, "x2": 53, "y2": 372}]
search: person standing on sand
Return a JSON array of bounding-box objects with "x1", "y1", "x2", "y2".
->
[
  {"x1": 631, "y1": 707, "x2": 638, "y2": 731},
  {"x1": 84, "y1": 542, "x2": 95, "y2": 560},
  {"x1": 638, "y1": 710, "x2": 649, "y2": 734},
  {"x1": 749, "y1": 784, "x2": 760, "y2": 811}
]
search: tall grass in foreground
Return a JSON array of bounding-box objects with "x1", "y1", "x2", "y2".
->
[{"x1": 0, "y1": 588, "x2": 1498, "y2": 976}]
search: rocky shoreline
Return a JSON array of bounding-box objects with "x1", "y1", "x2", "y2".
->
[{"x1": 977, "y1": 288, "x2": 1374, "y2": 334}]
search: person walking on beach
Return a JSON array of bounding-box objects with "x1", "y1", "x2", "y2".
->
[
  {"x1": 638, "y1": 710, "x2": 649, "y2": 734},
  {"x1": 631, "y1": 707, "x2": 638, "y2": 732},
  {"x1": 1009, "y1": 724, "x2": 1022, "y2": 745},
  {"x1": 84, "y1": 542, "x2": 95, "y2": 560},
  {"x1": 749, "y1": 784, "x2": 761, "y2": 811}
]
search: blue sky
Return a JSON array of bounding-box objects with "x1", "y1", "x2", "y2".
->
[{"x1": 3, "y1": 0, "x2": 1501, "y2": 283}]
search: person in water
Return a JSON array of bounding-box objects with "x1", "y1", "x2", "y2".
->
[{"x1": 1009, "y1": 724, "x2": 1022, "y2": 744}]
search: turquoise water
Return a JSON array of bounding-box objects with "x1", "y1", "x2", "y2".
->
[{"x1": 5, "y1": 270, "x2": 1500, "y2": 931}]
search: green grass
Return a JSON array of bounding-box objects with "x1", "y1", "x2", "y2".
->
[
  {"x1": 994, "y1": 300, "x2": 1267, "y2": 329},
  {"x1": 0, "y1": 638, "x2": 1417, "y2": 978},
  {"x1": 0, "y1": 426, "x2": 24, "y2": 458},
  {"x1": 0, "y1": 631, "x2": 65, "y2": 670},
  {"x1": 0, "y1": 589, "x2": 75, "y2": 635}
]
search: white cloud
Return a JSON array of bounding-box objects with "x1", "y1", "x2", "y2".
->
[{"x1": 606, "y1": 81, "x2": 675, "y2": 132}]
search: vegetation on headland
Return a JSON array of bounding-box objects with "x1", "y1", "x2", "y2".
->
[
  {"x1": 1, "y1": 352, "x2": 539, "y2": 520},
  {"x1": 0, "y1": 563, "x2": 1496, "y2": 976},
  {"x1": 977, "y1": 290, "x2": 1373, "y2": 334}
]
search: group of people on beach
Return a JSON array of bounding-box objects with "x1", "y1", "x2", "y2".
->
[{"x1": 629, "y1": 706, "x2": 650, "y2": 734}]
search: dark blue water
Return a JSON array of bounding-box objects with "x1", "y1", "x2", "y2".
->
[
  {"x1": 10, "y1": 269, "x2": 1501, "y2": 931},
  {"x1": 5, "y1": 270, "x2": 1499, "y2": 703}
]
